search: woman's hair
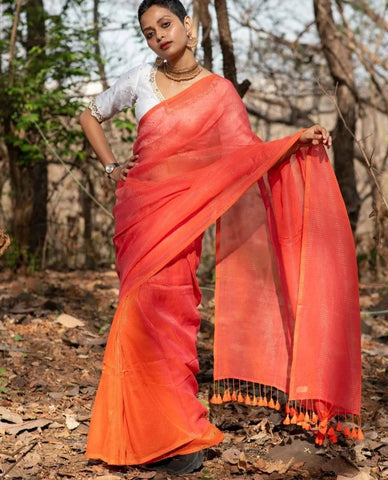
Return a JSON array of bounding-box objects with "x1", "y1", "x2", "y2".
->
[{"x1": 138, "y1": 0, "x2": 187, "y2": 23}]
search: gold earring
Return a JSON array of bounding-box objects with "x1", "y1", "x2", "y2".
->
[
  {"x1": 155, "y1": 56, "x2": 164, "y2": 67},
  {"x1": 187, "y1": 35, "x2": 198, "y2": 50}
]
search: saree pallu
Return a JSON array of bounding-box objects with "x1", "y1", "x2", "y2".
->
[{"x1": 86, "y1": 74, "x2": 361, "y2": 465}]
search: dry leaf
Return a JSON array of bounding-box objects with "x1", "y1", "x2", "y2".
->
[
  {"x1": 238, "y1": 451, "x2": 248, "y2": 472},
  {"x1": 255, "y1": 457, "x2": 294, "y2": 474},
  {"x1": 337, "y1": 472, "x2": 370, "y2": 480},
  {"x1": 125, "y1": 472, "x2": 157, "y2": 480},
  {"x1": 94, "y1": 476, "x2": 123, "y2": 480},
  {"x1": 56, "y1": 313, "x2": 85, "y2": 328},
  {"x1": 5, "y1": 418, "x2": 51, "y2": 435},
  {"x1": 248, "y1": 431, "x2": 269, "y2": 444},
  {"x1": 0, "y1": 406, "x2": 23, "y2": 424},
  {"x1": 0, "y1": 230, "x2": 10, "y2": 256},
  {"x1": 65, "y1": 413, "x2": 80, "y2": 430},
  {"x1": 222, "y1": 447, "x2": 241, "y2": 465},
  {"x1": 136, "y1": 472, "x2": 157, "y2": 479}
]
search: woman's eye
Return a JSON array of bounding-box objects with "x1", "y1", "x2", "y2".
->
[
  {"x1": 162, "y1": 22, "x2": 171, "y2": 28},
  {"x1": 146, "y1": 32, "x2": 154, "y2": 39}
]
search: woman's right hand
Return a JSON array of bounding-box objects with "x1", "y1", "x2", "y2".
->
[{"x1": 109, "y1": 154, "x2": 139, "y2": 182}]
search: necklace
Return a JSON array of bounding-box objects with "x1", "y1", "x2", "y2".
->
[{"x1": 163, "y1": 61, "x2": 202, "y2": 82}]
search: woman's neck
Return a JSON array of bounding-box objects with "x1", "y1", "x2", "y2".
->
[{"x1": 165, "y1": 49, "x2": 197, "y2": 69}]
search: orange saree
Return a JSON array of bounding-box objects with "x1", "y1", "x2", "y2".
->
[{"x1": 86, "y1": 74, "x2": 361, "y2": 465}]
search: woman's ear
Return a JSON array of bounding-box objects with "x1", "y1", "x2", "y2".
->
[{"x1": 184, "y1": 15, "x2": 192, "y2": 36}]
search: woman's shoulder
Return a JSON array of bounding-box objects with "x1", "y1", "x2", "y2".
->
[{"x1": 116, "y1": 62, "x2": 154, "y2": 82}]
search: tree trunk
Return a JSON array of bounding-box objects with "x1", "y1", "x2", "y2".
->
[
  {"x1": 314, "y1": 0, "x2": 361, "y2": 231},
  {"x1": 214, "y1": 0, "x2": 250, "y2": 98},
  {"x1": 93, "y1": 0, "x2": 109, "y2": 91},
  {"x1": 5, "y1": 0, "x2": 48, "y2": 265},
  {"x1": 198, "y1": 0, "x2": 213, "y2": 71}
]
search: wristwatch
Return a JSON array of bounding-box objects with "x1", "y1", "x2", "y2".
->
[{"x1": 104, "y1": 162, "x2": 120, "y2": 176}]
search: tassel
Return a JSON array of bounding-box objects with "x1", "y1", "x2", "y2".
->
[
  {"x1": 297, "y1": 411, "x2": 305, "y2": 423},
  {"x1": 336, "y1": 420, "x2": 343, "y2": 432},
  {"x1": 283, "y1": 414, "x2": 291, "y2": 425},
  {"x1": 237, "y1": 392, "x2": 244, "y2": 403},
  {"x1": 357, "y1": 428, "x2": 365, "y2": 440},
  {"x1": 274, "y1": 400, "x2": 281, "y2": 411},
  {"x1": 245, "y1": 394, "x2": 252, "y2": 406},
  {"x1": 223, "y1": 390, "x2": 231, "y2": 402},
  {"x1": 311, "y1": 412, "x2": 318, "y2": 424},
  {"x1": 327, "y1": 426, "x2": 335, "y2": 436},
  {"x1": 318, "y1": 418, "x2": 328, "y2": 435},
  {"x1": 210, "y1": 393, "x2": 218, "y2": 404},
  {"x1": 290, "y1": 413, "x2": 298, "y2": 424},
  {"x1": 351, "y1": 427, "x2": 358, "y2": 439},
  {"x1": 315, "y1": 432, "x2": 325, "y2": 446},
  {"x1": 252, "y1": 395, "x2": 258, "y2": 406},
  {"x1": 329, "y1": 432, "x2": 338, "y2": 444},
  {"x1": 344, "y1": 425, "x2": 351, "y2": 437},
  {"x1": 268, "y1": 398, "x2": 275, "y2": 409},
  {"x1": 231, "y1": 390, "x2": 237, "y2": 401},
  {"x1": 304, "y1": 411, "x2": 310, "y2": 423}
]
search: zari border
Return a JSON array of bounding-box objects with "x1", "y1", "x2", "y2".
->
[
  {"x1": 149, "y1": 62, "x2": 165, "y2": 103},
  {"x1": 88, "y1": 100, "x2": 104, "y2": 123}
]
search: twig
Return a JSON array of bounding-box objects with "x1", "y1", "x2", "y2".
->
[
  {"x1": 33, "y1": 121, "x2": 114, "y2": 220},
  {"x1": 0, "y1": 441, "x2": 38, "y2": 478},
  {"x1": 318, "y1": 81, "x2": 388, "y2": 211},
  {"x1": 8, "y1": 0, "x2": 23, "y2": 87},
  {"x1": 361, "y1": 310, "x2": 388, "y2": 316}
]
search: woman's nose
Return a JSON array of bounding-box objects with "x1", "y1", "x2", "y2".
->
[{"x1": 156, "y1": 30, "x2": 165, "y2": 42}]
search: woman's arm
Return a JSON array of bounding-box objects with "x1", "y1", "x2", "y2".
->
[
  {"x1": 80, "y1": 109, "x2": 137, "y2": 182},
  {"x1": 80, "y1": 109, "x2": 117, "y2": 167}
]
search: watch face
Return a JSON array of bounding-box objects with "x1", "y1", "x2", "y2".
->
[{"x1": 105, "y1": 164, "x2": 115, "y2": 174}]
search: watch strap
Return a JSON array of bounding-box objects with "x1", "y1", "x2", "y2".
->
[{"x1": 105, "y1": 162, "x2": 121, "y2": 175}]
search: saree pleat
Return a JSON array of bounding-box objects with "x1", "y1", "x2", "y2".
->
[
  {"x1": 86, "y1": 236, "x2": 224, "y2": 465},
  {"x1": 86, "y1": 74, "x2": 361, "y2": 464}
]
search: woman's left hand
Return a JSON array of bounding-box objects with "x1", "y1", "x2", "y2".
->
[{"x1": 299, "y1": 125, "x2": 332, "y2": 148}]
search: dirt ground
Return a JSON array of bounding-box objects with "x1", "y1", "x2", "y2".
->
[{"x1": 0, "y1": 269, "x2": 387, "y2": 480}]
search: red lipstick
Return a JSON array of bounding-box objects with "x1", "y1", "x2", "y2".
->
[{"x1": 160, "y1": 41, "x2": 172, "y2": 50}]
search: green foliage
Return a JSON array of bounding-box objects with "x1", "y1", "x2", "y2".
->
[
  {"x1": 0, "y1": 1, "x2": 97, "y2": 167},
  {"x1": 2, "y1": 237, "x2": 41, "y2": 271},
  {"x1": 113, "y1": 111, "x2": 136, "y2": 143}
]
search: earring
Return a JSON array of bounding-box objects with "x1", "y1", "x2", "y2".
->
[
  {"x1": 155, "y1": 56, "x2": 164, "y2": 67},
  {"x1": 187, "y1": 35, "x2": 198, "y2": 50}
]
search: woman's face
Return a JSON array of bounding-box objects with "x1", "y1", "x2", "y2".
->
[{"x1": 140, "y1": 5, "x2": 191, "y2": 61}]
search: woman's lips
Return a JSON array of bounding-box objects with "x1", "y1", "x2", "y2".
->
[{"x1": 160, "y1": 41, "x2": 172, "y2": 50}]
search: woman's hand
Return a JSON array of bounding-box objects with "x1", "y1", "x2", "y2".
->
[
  {"x1": 109, "y1": 154, "x2": 139, "y2": 182},
  {"x1": 299, "y1": 125, "x2": 332, "y2": 148}
]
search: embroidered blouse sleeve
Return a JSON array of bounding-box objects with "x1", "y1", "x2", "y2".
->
[{"x1": 88, "y1": 65, "x2": 142, "y2": 122}]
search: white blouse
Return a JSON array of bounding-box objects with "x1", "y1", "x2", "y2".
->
[{"x1": 88, "y1": 62, "x2": 164, "y2": 124}]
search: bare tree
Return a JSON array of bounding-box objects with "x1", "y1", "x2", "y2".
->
[
  {"x1": 214, "y1": 0, "x2": 250, "y2": 97},
  {"x1": 314, "y1": 0, "x2": 360, "y2": 230}
]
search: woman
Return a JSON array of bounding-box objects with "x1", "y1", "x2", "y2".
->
[{"x1": 80, "y1": 0, "x2": 361, "y2": 474}]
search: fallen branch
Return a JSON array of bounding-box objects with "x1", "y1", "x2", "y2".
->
[{"x1": 0, "y1": 441, "x2": 38, "y2": 478}]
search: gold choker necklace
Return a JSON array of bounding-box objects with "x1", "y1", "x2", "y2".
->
[{"x1": 163, "y1": 61, "x2": 202, "y2": 82}]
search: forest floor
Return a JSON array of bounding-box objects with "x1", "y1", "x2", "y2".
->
[{"x1": 0, "y1": 268, "x2": 387, "y2": 480}]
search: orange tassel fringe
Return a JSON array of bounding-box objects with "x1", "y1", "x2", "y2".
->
[{"x1": 210, "y1": 379, "x2": 364, "y2": 445}]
